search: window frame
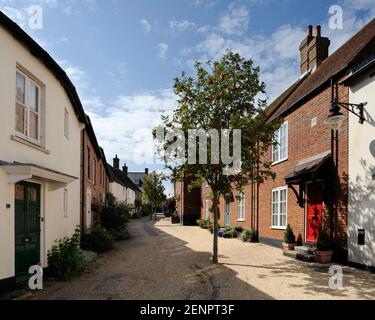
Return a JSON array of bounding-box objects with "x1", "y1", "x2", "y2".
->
[
  {"x1": 15, "y1": 69, "x2": 42, "y2": 144},
  {"x1": 205, "y1": 199, "x2": 209, "y2": 219},
  {"x1": 237, "y1": 192, "x2": 245, "y2": 221},
  {"x1": 64, "y1": 107, "x2": 69, "y2": 139},
  {"x1": 272, "y1": 122, "x2": 288, "y2": 165},
  {"x1": 87, "y1": 147, "x2": 91, "y2": 181},
  {"x1": 63, "y1": 189, "x2": 68, "y2": 218},
  {"x1": 93, "y1": 158, "x2": 97, "y2": 185},
  {"x1": 271, "y1": 186, "x2": 288, "y2": 229}
]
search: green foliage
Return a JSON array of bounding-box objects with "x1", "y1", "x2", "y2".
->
[
  {"x1": 81, "y1": 225, "x2": 114, "y2": 253},
  {"x1": 110, "y1": 227, "x2": 131, "y2": 241},
  {"x1": 197, "y1": 218, "x2": 211, "y2": 229},
  {"x1": 47, "y1": 227, "x2": 87, "y2": 280},
  {"x1": 284, "y1": 224, "x2": 296, "y2": 244},
  {"x1": 223, "y1": 226, "x2": 232, "y2": 233},
  {"x1": 155, "y1": 50, "x2": 282, "y2": 264},
  {"x1": 143, "y1": 172, "x2": 167, "y2": 212},
  {"x1": 241, "y1": 228, "x2": 258, "y2": 242},
  {"x1": 106, "y1": 192, "x2": 116, "y2": 206},
  {"x1": 99, "y1": 203, "x2": 130, "y2": 233},
  {"x1": 296, "y1": 233, "x2": 303, "y2": 246},
  {"x1": 317, "y1": 229, "x2": 332, "y2": 251}
]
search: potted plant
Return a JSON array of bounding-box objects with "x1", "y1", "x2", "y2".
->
[
  {"x1": 315, "y1": 230, "x2": 333, "y2": 264},
  {"x1": 282, "y1": 224, "x2": 296, "y2": 251},
  {"x1": 249, "y1": 228, "x2": 259, "y2": 243}
]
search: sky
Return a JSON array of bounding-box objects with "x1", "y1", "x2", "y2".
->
[{"x1": 1, "y1": 0, "x2": 374, "y2": 196}]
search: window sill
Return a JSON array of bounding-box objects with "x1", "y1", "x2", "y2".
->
[
  {"x1": 11, "y1": 135, "x2": 50, "y2": 154},
  {"x1": 272, "y1": 158, "x2": 288, "y2": 166},
  {"x1": 271, "y1": 226, "x2": 286, "y2": 230},
  {"x1": 237, "y1": 219, "x2": 245, "y2": 222}
]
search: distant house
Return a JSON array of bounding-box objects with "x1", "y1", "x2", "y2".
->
[
  {"x1": 108, "y1": 155, "x2": 142, "y2": 207},
  {"x1": 80, "y1": 115, "x2": 111, "y2": 232},
  {"x1": 0, "y1": 12, "x2": 86, "y2": 293},
  {"x1": 128, "y1": 168, "x2": 148, "y2": 190}
]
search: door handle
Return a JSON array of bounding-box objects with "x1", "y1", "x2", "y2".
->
[{"x1": 24, "y1": 237, "x2": 31, "y2": 243}]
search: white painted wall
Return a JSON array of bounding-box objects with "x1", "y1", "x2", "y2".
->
[
  {"x1": 348, "y1": 67, "x2": 375, "y2": 268},
  {"x1": 0, "y1": 26, "x2": 82, "y2": 280},
  {"x1": 109, "y1": 181, "x2": 127, "y2": 203}
]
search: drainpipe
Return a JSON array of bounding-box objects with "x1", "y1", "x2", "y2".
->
[{"x1": 81, "y1": 129, "x2": 85, "y2": 235}]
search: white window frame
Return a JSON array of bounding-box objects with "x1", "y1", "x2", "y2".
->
[
  {"x1": 93, "y1": 158, "x2": 97, "y2": 185},
  {"x1": 63, "y1": 189, "x2": 68, "y2": 218},
  {"x1": 15, "y1": 69, "x2": 42, "y2": 144},
  {"x1": 272, "y1": 122, "x2": 288, "y2": 165},
  {"x1": 271, "y1": 186, "x2": 288, "y2": 229},
  {"x1": 237, "y1": 192, "x2": 245, "y2": 221},
  {"x1": 205, "y1": 199, "x2": 209, "y2": 219},
  {"x1": 64, "y1": 108, "x2": 69, "y2": 139}
]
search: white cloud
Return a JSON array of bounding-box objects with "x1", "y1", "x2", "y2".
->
[
  {"x1": 170, "y1": 18, "x2": 196, "y2": 32},
  {"x1": 218, "y1": 5, "x2": 250, "y2": 36},
  {"x1": 140, "y1": 19, "x2": 152, "y2": 33},
  {"x1": 158, "y1": 42, "x2": 168, "y2": 61}
]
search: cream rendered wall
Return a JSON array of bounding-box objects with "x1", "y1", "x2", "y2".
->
[
  {"x1": 0, "y1": 26, "x2": 82, "y2": 280},
  {"x1": 127, "y1": 188, "x2": 136, "y2": 206},
  {"x1": 348, "y1": 67, "x2": 375, "y2": 268},
  {"x1": 109, "y1": 181, "x2": 127, "y2": 203}
]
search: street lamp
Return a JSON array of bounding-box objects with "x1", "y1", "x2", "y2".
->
[{"x1": 324, "y1": 80, "x2": 367, "y2": 130}]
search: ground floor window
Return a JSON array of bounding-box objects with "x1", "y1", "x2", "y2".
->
[
  {"x1": 272, "y1": 187, "x2": 287, "y2": 228},
  {"x1": 238, "y1": 192, "x2": 245, "y2": 220}
]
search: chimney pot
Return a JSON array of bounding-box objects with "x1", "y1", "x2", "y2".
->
[
  {"x1": 113, "y1": 155, "x2": 120, "y2": 169},
  {"x1": 145, "y1": 168, "x2": 149, "y2": 175},
  {"x1": 122, "y1": 164, "x2": 128, "y2": 176},
  {"x1": 316, "y1": 25, "x2": 321, "y2": 37},
  {"x1": 307, "y1": 25, "x2": 313, "y2": 37}
]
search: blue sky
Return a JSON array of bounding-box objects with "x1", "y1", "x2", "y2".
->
[{"x1": 1, "y1": 0, "x2": 374, "y2": 196}]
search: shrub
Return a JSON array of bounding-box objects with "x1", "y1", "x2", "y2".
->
[
  {"x1": 111, "y1": 227, "x2": 131, "y2": 241},
  {"x1": 296, "y1": 233, "x2": 303, "y2": 246},
  {"x1": 47, "y1": 227, "x2": 87, "y2": 280},
  {"x1": 81, "y1": 225, "x2": 114, "y2": 253},
  {"x1": 197, "y1": 219, "x2": 210, "y2": 229},
  {"x1": 223, "y1": 226, "x2": 232, "y2": 233},
  {"x1": 284, "y1": 224, "x2": 296, "y2": 244},
  {"x1": 100, "y1": 203, "x2": 130, "y2": 233},
  {"x1": 317, "y1": 229, "x2": 332, "y2": 251},
  {"x1": 234, "y1": 225, "x2": 243, "y2": 233},
  {"x1": 218, "y1": 230, "x2": 224, "y2": 237},
  {"x1": 241, "y1": 229, "x2": 258, "y2": 242}
]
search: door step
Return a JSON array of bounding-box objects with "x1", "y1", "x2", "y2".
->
[
  {"x1": 295, "y1": 245, "x2": 316, "y2": 255},
  {"x1": 283, "y1": 250, "x2": 316, "y2": 263}
]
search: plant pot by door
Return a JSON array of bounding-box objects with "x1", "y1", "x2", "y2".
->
[
  {"x1": 282, "y1": 242, "x2": 295, "y2": 251},
  {"x1": 315, "y1": 250, "x2": 333, "y2": 264}
]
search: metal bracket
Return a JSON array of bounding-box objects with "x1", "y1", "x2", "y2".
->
[{"x1": 337, "y1": 101, "x2": 366, "y2": 124}]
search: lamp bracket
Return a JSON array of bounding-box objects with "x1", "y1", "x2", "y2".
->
[{"x1": 337, "y1": 101, "x2": 366, "y2": 124}]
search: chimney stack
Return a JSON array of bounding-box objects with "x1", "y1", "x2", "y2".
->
[
  {"x1": 122, "y1": 164, "x2": 128, "y2": 176},
  {"x1": 299, "y1": 25, "x2": 330, "y2": 76},
  {"x1": 113, "y1": 155, "x2": 120, "y2": 169},
  {"x1": 145, "y1": 168, "x2": 149, "y2": 175}
]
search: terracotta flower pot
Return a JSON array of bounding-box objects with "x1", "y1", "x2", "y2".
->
[
  {"x1": 282, "y1": 242, "x2": 295, "y2": 251},
  {"x1": 315, "y1": 250, "x2": 333, "y2": 264}
]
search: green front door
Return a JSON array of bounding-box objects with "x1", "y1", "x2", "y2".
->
[{"x1": 15, "y1": 182, "x2": 41, "y2": 278}]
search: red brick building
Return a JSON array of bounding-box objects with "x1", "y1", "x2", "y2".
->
[
  {"x1": 197, "y1": 20, "x2": 375, "y2": 259},
  {"x1": 80, "y1": 115, "x2": 111, "y2": 233}
]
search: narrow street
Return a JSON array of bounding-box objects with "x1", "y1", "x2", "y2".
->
[{"x1": 28, "y1": 217, "x2": 375, "y2": 300}]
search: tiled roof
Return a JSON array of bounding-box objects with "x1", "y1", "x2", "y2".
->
[
  {"x1": 108, "y1": 164, "x2": 142, "y2": 193},
  {"x1": 265, "y1": 18, "x2": 375, "y2": 121}
]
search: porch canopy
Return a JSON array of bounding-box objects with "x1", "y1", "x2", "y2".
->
[
  {"x1": 284, "y1": 151, "x2": 333, "y2": 206},
  {"x1": 0, "y1": 160, "x2": 78, "y2": 189}
]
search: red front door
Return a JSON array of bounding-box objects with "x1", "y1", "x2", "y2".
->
[{"x1": 306, "y1": 184, "x2": 323, "y2": 243}]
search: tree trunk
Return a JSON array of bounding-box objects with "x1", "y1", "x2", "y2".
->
[{"x1": 212, "y1": 191, "x2": 219, "y2": 264}]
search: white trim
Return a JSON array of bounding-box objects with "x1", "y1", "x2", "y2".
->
[
  {"x1": 237, "y1": 192, "x2": 245, "y2": 221},
  {"x1": 271, "y1": 186, "x2": 288, "y2": 229},
  {"x1": 272, "y1": 121, "x2": 288, "y2": 165}
]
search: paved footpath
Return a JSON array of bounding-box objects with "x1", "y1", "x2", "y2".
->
[{"x1": 28, "y1": 217, "x2": 375, "y2": 300}]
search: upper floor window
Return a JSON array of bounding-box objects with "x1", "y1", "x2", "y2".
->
[
  {"x1": 87, "y1": 147, "x2": 91, "y2": 180},
  {"x1": 272, "y1": 187, "x2": 287, "y2": 229},
  {"x1": 238, "y1": 192, "x2": 245, "y2": 221},
  {"x1": 272, "y1": 122, "x2": 288, "y2": 164},
  {"x1": 64, "y1": 108, "x2": 69, "y2": 139},
  {"x1": 93, "y1": 159, "x2": 97, "y2": 185},
  {"x1": 205, "y1": 199, "x2": 209, "y2": 219},
  {"x1": 15, "y1": 70, "x2": 41, "y2": 142},
  {"x1": 63, "y1": 189, "x2": 68, "y2": 218}
]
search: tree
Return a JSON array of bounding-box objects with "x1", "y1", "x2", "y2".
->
[
  {"x1": 155, "y1": 50, "x2": 281, "y2": 264},
  {"x1": 143, "y1": 172, "x2": 167, "y2": 219}
]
